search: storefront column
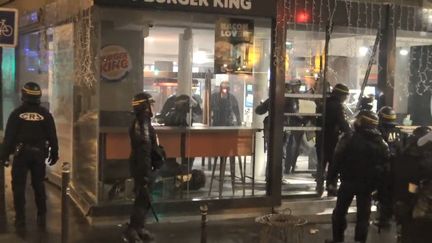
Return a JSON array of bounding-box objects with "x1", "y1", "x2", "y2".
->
[
  {"x1": 378, "y1": 4, "x2": 396, "y2": 109},
  {"x1": 253, "y1": 38, "x2": 270, "y2": 178},
  {"x1": 267, "y1": 0, "x2": 286, "y2": 199},
  {"x1": 177, "y1": 27, "x2": 193, "y2": 96}
]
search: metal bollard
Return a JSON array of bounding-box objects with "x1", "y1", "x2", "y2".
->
[
  {"x1": 200, "y1": 203, "x2": 208, "y2": 243},
  {"x1": 61, "y1": 162, "x2": 71, "y2": 243}
]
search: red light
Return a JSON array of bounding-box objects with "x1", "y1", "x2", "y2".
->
[{"x1": 296, "y1": 11, "x2": 310, "y2": 23}]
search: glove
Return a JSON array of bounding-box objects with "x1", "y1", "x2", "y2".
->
[{"x1": 48, "y1": 152, "x2": 59, "y2": 166}]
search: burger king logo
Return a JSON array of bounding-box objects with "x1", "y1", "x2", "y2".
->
[{"x1": 101, "y1": 45, "x2": 132, "y2": 81}]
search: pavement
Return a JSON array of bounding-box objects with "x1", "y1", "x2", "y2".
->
[{"x1": 0, "y1": 176, "x2": 405, "y2": 243}]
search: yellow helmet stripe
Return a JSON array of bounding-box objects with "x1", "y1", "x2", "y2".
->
[
  {"x1": 22, "y1": 87, "x2": 41, "y2": 95},
  {"x1": 361, "y1": 115, "x2": 379, "y2": 125},
  {"x1": 381, "y1": 113, "x2": 396, "y2": 120},
  {"x1": 333, "y1": 86, "x2": 349, "y2": 94}
]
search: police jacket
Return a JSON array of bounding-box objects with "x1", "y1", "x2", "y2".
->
[
  {"x1": 328, "y1": 128, "x2": 390, "y2": 185},
  {"x1": 1, "y1": 103, "x2": 58, "y2": 160},
  {"x1": 254, "y1": 97, "x2": 304, "y2": 127},
  {"x1": 378, "y1": 124, "x2": 406, "y2": 158},
  {"x1": 129, "y1": 116, "x2": 157, "y2": 179},
  {"x1": 321, "y1": 96, "x2": 351, "y2": 146},
  {"x1": 393, "y1": 137, "x2": 432, "y2": 203}
]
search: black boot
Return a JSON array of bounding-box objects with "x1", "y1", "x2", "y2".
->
[
  {"x1": 122, "y1": 224, "x2": 143, "y2": 243},
  {"x1": 136, "y1": 227, "x2": 155, "y2": 241}
]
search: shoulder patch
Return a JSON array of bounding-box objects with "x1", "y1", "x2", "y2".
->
[{"x1": 19, "y1": 112, "x2": 45, "y2": 121}]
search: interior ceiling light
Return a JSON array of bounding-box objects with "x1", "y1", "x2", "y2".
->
[{"x1": 399, "y1": 49, "x2": 409, "y2": 56}]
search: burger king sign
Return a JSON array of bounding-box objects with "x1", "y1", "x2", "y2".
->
[{"x1": 100, "y1": 45, "x2": 132, "y2": 81}]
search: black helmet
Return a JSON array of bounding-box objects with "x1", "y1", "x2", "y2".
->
[
  {"x1": 288, "y1": 79, "x2": 302, "y2": 86},
  {"x1": 354, "y1": 110, "x2": 379, "y2": 129},
  {"x1": 132, "y1": 92, "x2": 155, "y2": 115},
  {"x1": 331, "y1": 83, "x2": 350, "y2": 96},
  {"x1": 21, "y1": 82, "x2": 42, "y2": 104},
  {"x1": 378, "y1": 106, "x2": 397, "y2": 125},
  {"x1": 359, "y1": 95, "x2": 374, "y2": 111}
]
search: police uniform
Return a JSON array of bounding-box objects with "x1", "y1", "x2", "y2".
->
[
  {"x1": 124, "y1": 92, "x2": 157, "y2": 242},
  {"x1": 376, "y1": 106, "x2": 406, "y2": 227},
  {"x1": 0, "y1": 82, "x2": 58, "y2": 228},
  {"x1": 316, "y1": 84, "x2": 351, "y2": 195},
  {"x1": 327, "y1": 110, "x2": 390, "y2": 243}
]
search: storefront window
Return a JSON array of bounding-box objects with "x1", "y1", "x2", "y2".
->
[
  {"x1": 98, "y1": 8, "x2": 271, "y2": 203},
  {"x1": 395, "y1": 31, "x2": 432, "y2": 126},
  {"x1": 1, "y1": 47, "x2": 17, "y2": 127},
  {"x1": 283, "y1": 25, "x2": 376, "y2": 196}
]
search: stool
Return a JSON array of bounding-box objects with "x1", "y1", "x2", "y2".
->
[{"x1": 208, "y1": 156, "x2": 245, "y2": 197}]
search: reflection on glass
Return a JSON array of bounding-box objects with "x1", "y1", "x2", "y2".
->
[{"x1": 395, "y1": 33, "x2": 432, "y2": 126}]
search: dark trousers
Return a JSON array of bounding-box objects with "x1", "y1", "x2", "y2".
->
[
  {"x1": 376, "y1": 176, "x2": 393, "y2": 223},
  {"x1": 130, "y1": 180, "x2": 151, "y2": 229},
  {"x1": 316, "y1": 138, "x2": 337, "y2": 189},
  {"x1": 332, "y1": 182, "x2": 373, "y2": 243},
  {"x1": 12, "y1": 149, "x2": 46, "y2": 220},
  {"x1": 284, "y1": 131, "x2": 303, "y2": 174}
]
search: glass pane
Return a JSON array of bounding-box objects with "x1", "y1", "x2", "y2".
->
[
  {"x1": 283, "y1": 26, "x2": 377, "y2": 196},
  {"x1": 395, "y1": 31, "x2": 432, "y2": 126},
  {"x1": 98, "y1": 8, "x2": 271, "y2": 203},
  {"x1": 73, "y1": 15, "x2": 99, "y2": 201},
  {"x1": 47, "y1": 24, "x2": 74, "y2": 180}
]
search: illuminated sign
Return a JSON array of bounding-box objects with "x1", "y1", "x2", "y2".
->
[
  {"x1": 94, "y1": 0, "x2": 275, "y2": 18},
  {"x1": 100, "y1": 45, "x2": 132, "y2": 81}
]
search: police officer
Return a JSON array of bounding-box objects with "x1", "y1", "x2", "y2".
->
[
  {"x1": 393, "y1": 126, "x2": 432, "y2": 243},
  {"x1": 326, "y1": 110, "x2": 390, "y2": 243},
  {"x1": 123, "y1": 92, "x2": 157, "y2": 243},
  {"x1": 316, "y1": 83, "x2": 351, "y2": 196},
  {"x1": 375, "y1": 106, "x2": 406, "y2": 228},
  {"x1": 255, "y1": 80, "x2": 305, "y2": 178},
  {"x1": 0, "y1": 82, "x2": 59, "y2": 229},
  {"x1": 283, "y1": 79, "x2": 305, "y2": 174}
]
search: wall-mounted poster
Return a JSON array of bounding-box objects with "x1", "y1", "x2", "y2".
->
[{"x1": 214, "y1": 18, "x2": 254, "y2": 74}]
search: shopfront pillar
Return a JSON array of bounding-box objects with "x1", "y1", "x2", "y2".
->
[
  {"x1": 253, "y1": 38, "x2": 271, "y2": 178},
  {"x1": 378, "y1": 4, "x2": 396, "y2": 109},
  {"x1": 177, "y1": 27, "x2": 193, "y2": 96}
]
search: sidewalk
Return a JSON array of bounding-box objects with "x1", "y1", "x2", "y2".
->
[{"x1": 0, "y1": 177, "x2": 399, "y2": 243}]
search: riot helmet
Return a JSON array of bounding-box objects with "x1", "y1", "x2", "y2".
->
[
  {"x1": 354, "y1": 110, "x2": 379, "y2": 130},
  {"x1": 132, "y1": 92, "x2": 155, "y2": 117},
  {"x1": 378, "y1": 106, "x2": 397, "y2": 125},
  {"x1": 331, "y1": 83, "x2": 349, "y2": 102},
  {"x1": 359, "y1": 95, "x2": 374, "y2": 111},
  {"x1": 21, "y1": 82, "x2": 42, "y2": 104},
  {"x1": 286, "y1": 79, "x2": 302, "y2": 93}
]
